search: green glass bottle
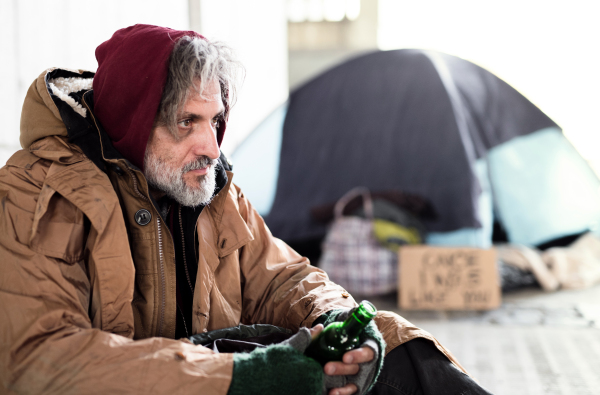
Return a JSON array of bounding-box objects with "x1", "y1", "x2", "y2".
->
[{"x1": 305, "y1": 300, "x2": 377, "y2": 366}]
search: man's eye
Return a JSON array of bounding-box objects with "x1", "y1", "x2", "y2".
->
[
  {"x1": 211, "y1": 118, "x2": 220, "y2": 129},
  {"x1": 178, "y1": 119, "x2": 192, "y2": 128}
]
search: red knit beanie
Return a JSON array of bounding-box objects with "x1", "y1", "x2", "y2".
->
[{"x1": 93, "y1": 24, "x2": 227, "y2": 170}]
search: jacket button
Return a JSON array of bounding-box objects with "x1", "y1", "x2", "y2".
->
[{"x1": 135, "y1": 209, "x2": 152, "y2": 226}]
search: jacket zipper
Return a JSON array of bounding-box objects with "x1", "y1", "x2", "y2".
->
[{"x1": 156, "y1": 217, "x2": 166, "y2": 337}]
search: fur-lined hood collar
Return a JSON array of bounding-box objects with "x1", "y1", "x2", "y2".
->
[{"x1": 20, "y1": 68, "x2": 94, "y2": 150}]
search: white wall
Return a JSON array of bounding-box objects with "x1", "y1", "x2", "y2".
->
[
  {"x1": 378, "y1": 0, "x2": 600, "y2": 173},
  {"x1": 194, "y1": 0, "x2": 289, "y2": 156},
  {"x1": 0, "y1": 0, "x2": 288, "y2": 165},
  {"x1": 0, "y1": 0, "x2": 189, "y2": 165}
]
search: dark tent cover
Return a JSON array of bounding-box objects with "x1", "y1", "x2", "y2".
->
[{"x1": 264, "y1": 49, "x2": 557, "y2": 243}]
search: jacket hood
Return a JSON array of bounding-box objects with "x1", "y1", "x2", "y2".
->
[
  {"x1": 93, "y1": 24, "x2": 220, "y2": 171},
  {"x1": 20, "y1": 68, "x2": 94, "y2": 150}
]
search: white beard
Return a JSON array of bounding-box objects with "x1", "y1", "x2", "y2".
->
[{"x1": 144, "y1": 151, "x2": 218, "y2": 207}]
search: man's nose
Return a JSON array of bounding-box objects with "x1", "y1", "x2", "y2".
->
[{"x1": 191, "y1": 122, "x2": 220, "y2": 160}]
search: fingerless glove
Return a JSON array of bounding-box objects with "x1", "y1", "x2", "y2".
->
[
  {"x1": 227, "y1": 328, "x2": 323, "y2": 395},
  {"x1": 313, "y1": 308, "x2": 386, "y2": 395}
]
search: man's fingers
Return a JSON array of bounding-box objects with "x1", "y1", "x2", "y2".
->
[
  {"x1": 309, "y1": 324, "x2": 324, "y2": 339},
  {"x1": 328, "y1": 383, "x2": 358, "y2": 395},
  {"x1": 342, "y1": 346, "x2": 375, "y2": 364},
  {"x1": 323, "y1": 346, "x2": 375, "y2": 375},
  {"x1": 324, "y1": 361, "x2": 360, "y2": 376}
]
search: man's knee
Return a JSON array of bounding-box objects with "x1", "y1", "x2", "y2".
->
[{"x1": 371, "y1": 338, "x2": 493, "y2": 395}]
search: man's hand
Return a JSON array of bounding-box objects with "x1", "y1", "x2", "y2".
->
[{"x1": 309, "y1": 324, "x2": 376, "y2": 395}]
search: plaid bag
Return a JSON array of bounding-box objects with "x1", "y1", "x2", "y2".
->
[{"x1": 319, "y1": 187, "x2": 398, "y2": 296}]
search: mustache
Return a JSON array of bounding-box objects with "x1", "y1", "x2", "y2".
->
[{"x1": 181, "y1": 156, "x2": 219, "y2": 173}]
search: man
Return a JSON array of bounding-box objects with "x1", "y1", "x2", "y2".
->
[{"x1": 0, "y1": 24, "x2": 491, "y2": 394}]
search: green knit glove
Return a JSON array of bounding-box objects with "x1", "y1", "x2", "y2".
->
[{"x1": 227, "y1": 328, "x2": 324, "y2": 395}]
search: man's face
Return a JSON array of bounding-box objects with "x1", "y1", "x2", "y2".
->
[{"x1": 144, "y1": 79, "x2": 223, "y2": 207}]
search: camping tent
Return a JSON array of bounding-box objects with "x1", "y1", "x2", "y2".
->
[{"x1": 230, "y1": 49, "x2": 600, "y2": 253}]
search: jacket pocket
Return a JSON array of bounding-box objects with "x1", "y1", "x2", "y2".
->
[{"x1": 29, "y1": 187, "x2": 86, "y2": 264}]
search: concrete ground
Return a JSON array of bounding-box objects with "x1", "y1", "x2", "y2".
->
[{"x1": 369, "y1": 285, "x2": 600, "y2": 394}]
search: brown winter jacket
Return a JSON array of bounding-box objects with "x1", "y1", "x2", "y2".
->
[{"x1": 0, "y1": 68, "x2": 466, "y2": 394}]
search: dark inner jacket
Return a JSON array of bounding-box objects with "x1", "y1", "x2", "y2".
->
[
  {"x1": 161, "y1": 165, "x2": 230, "y2": 339},
  {"x1": 52, "y1": 68, "x2": 229, "y2": 339}
]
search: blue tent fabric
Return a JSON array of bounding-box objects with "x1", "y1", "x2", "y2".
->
[
  {"x1": 488, "y1": 127, "x2": 600, "y2": 246},
  {"x1": 228, "y1": 103, "x2": 287, "y2": 215}
]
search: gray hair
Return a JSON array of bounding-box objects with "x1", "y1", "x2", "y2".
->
[{"x1": 155, "y1": 36, "x2": 244, "y2": 136}]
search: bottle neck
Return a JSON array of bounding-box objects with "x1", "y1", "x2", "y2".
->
[{"x1": 342, "y1": 311, "x2": 369, "y2": 338}]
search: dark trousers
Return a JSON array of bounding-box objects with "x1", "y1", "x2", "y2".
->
[{"x1": 371, "y1": 338, "x2": 493, "y2": 395}]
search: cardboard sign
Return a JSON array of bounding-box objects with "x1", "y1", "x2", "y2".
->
[{"x1": 398, "y1": 246, "x2": 501, "y2": 310}]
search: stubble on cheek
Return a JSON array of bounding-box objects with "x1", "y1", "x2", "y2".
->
[
  {"x1": 146, "y1": 143, "x2": 175, "y2": 168},
  {"x1": 157, "y1": 152, "x2": 176, "y2": 166}
]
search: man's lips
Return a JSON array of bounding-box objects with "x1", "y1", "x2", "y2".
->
[{"x1": 187, "y1": 167, "x2": 209, "y2": 176}]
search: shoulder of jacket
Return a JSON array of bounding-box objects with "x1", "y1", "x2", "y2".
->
[
  {"x1": 3, "y1": 136, "x2": 112, "y2": 200},
  {"x1": 28, "y1": 135, "x2": 88, "y2": 165},
  {"x1": 3, "y1": 136, "x2": 94, "y2": 186},
  {"x1": 2, "y1": 148, "x2": 51, "y2": 192},
  {"x1": 4, "y1": 149, "x2": 43, "y2": 171}
]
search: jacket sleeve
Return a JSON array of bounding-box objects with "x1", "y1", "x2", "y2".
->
[
  {"x1": 233, "y1": 185, "x2": 357, "y2": 330},
  {"x1": 229, "y1": 186, "x2": 469, "y2": 375},
  {"x1": 0, "y1": 158, "x2": 233, "y2": 395}
]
